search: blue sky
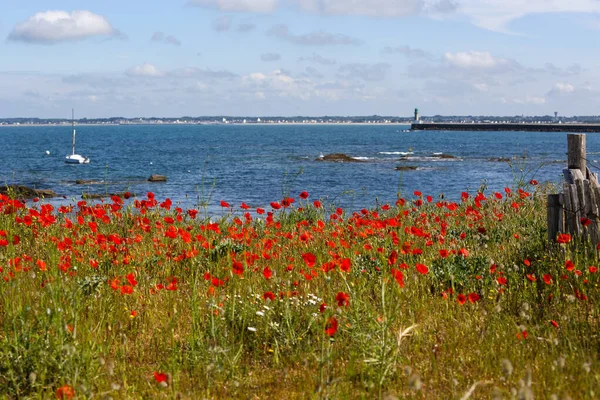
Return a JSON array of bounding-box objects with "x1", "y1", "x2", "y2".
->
[{"x1": 1, "y1": 0, "x2": 599, "y2": 118}]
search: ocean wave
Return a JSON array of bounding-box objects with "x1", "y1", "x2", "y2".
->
[
  {"x1": 400, "y1": 156, "x2": 463, "y2": 162},
  {"x1": 352, "y1": 156, "x2": 374, "y2": 161}
]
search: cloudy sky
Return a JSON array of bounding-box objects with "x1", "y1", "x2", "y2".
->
[{"x1": 1, "y1": 0, "x2": 599, "y2": 118}]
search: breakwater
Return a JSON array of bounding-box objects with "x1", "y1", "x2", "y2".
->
[{"x1": 411, "y1": 123, "x2": 600, "y2": 132}]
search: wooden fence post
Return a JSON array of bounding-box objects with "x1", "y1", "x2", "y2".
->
[
  {"x1": 547, "y1": 194, "x2": 561, "y2": 242},
  {"x1": 567, "y1": 134, "x2": 586, "y2": 174}
]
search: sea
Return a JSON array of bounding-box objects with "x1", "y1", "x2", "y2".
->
[{"x1": 0, "y1": 124, "x2": 596, "y2": 214}]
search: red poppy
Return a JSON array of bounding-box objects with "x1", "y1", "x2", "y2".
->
[
  {"x1": 523, "y1": 258, "x2": 531, "y2": 267},
  {"x1": 390, "y1": 268, "x2": 404, "y2": 288},
  {"x1": 335, "y1": 292, "x2": 350, "y2": 307},
  {"x1": 468, "y1": 293, "x2": 481, "y2": 303},
  {"x1": 529, "y1": 179, "x2": 538, "y2": 185},
  {"x1": 262, "y1": 266, "x2": 272, "y2": 280},
  {"x1": 581, "y1": 217, "x2": 592, "y2": 227},
  {"x1": 457, "y1": 294, "x2": 466, "y2": 305},
  {"x1": 56, "y1": 385, "x2": 75, "y2": 399},
  {"x1": 165, "y1": 278, "x2": 178, "y2": 291},
  {"x1": 270, "y1": 202, "x2": 281, "y2": 210},
  {"x1": 319, "y1": 303, "x2": 327, "y2": 313},
  {"x1": 220, "y1": 200, "x2": 230, "y2": 208},
  {"x1": 543, "y1": 274, "x2": 553, "y2": 285},
  {"x1": 154, "y1": 372, "x2": 168, "y2": 383},
  {"x1": 590, "y1": 266, "x2": 598, "y2": 273},
  {"x1": 339, "y1": 258, "x2": 351, "y2": 272},
  {"x1": 282, "y1": 198, "x2": 294, "y2": 208},
  {"x1": 120, "y1": 285, "x2": 134, "y2": 295},
  {"x1": 36, "y1": 259, "x2": 47, "y2": 271},
  {"x1": 240, "y1": 202, "x2": 250, "y2": 210},
  {"x1": 325, "y1": 317, "x2": 338, "y2": 336},
  {"x1": 565, "y1": 260, "x2": 575, "y2": 271},
  {"x1": 302, "y1": 253, "x2": 317, "y2": 267},
  {"x1": 313, "y1": 200, "x2": 322, "y2": 208},
  {"x1": 263, "y1": 291, "x2": 276, "y2": 301},
  {"x1": 126, "y1": 273, "x2": 138, "y2": 287},
  {"x1": 232, "y1": 261, "x2": 244, "y2": 275},
  {"x1": 556, "y1": 233, "x2": 571, "y2": 244},
  {"x1": 414, "y1": 191, "x2": 422, "y2": 197},
  {"x1": 550, "y1": 320, "x2": 559, "y2": 329},
  {"x1": 388, "y1": 250, "x2": 398, "y2": 265},
  {"x1": 415, "y1": 263, "x2": 429, "y2": 275},
  {"x1": 299, "y1": 191, "x2": 309, "y2": 199},
  {"x1": 526, "y1": 274, "x2": 537, "y2": 282},
  {"x1": 497, "y1": 276, "x2": 508, "y2": 286}
]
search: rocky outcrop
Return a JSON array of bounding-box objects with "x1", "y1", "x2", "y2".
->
[
  {"x1": 316, "y1": 154, "x2": 364, "y2": 163},
  {"x1": 0, "y1": 185, "x2": 57, "y2": 198},
  {"x1": 82, "y1": 192, "x2": 134, "y2": 200},
  {"x1": 395, "y1": 165, "x2": 418, "y2": 171},
  {"x1": 148, "y1": 175, "x2": 167, "y2": 182}
]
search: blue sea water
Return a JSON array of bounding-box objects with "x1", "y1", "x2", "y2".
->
[{"x1": 0, "y1": 124, "x2": 595, "y2": 213}]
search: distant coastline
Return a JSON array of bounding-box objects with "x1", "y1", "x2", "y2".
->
[{"x1": 2, "y1": 114, "x2": 600, "y2": 127}]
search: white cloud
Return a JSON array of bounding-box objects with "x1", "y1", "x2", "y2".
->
[
  {"x1": 512, "y1": 96, "x2": 547, "y2": 105},
  {"x1": 554, "y1": 82, "x2": 575, "y2": 93},
  {"x1": 444, "y1": 51, "x2": 506, "y2": 68},
  {"x1": 125, "y1": 64, "x2": 166, "y2": 78},
  {"x1": 295, "y1": 0, "x2": 456, "y2": 17},
  {"x1": 268, "y1": 24, "x2": 361, "y2": 46},
  {"x1": 456, "y1": 0, "x2": 600, "y2": 32},
  {"x1": 8, "y1": 10, "x2": 118, "y2": 44},
  {"x1": 151, "y1": 32, "x2": 182, "y2": 46},
  {"x1": 473, "y1": 83, "x2": 488, "y2": 92},
  {"x1": 187, "y1": 0, "x2": 277, "y2": 12}
]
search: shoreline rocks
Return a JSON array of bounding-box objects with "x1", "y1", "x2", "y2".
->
[
  {"x1": 395, "y1": 165, "x2": 418, "y2": 171},
  {"x1": 316, "y1": 153, "x2": 364, "y2": 163},
  {"x1": 82, "y1": 192, "x2": 135, "y2": 200},
  {"x1": 0, "y1": 185, "x2": 57, "y2": 199}
]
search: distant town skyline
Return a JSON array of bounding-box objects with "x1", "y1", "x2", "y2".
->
[{"x1": 1, "y1": 0, "x2": 599, "y2": 118}]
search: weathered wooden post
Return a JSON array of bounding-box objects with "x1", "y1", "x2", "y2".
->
[
  {"x1": 567, "y1": 134, "x2": 586, "y2": 174},
  {"x1": 547, "y1": 194, "x2": 561, "y2": 242}
]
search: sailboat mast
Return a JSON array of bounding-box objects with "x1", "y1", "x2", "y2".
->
[{"x1": 72, "y1": 108, "x2": 76, "y2": 155}]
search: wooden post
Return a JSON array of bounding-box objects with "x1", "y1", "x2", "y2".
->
[
  {"x1": 567, "y1": 134, "x2": 586, "y2": 174},
  {"x1": 547, "y1": 194, "x2": 561, "y2": 242}
]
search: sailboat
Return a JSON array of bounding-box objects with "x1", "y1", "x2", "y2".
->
[{"x1": 65, "y1": 109, "x2": 90, "y2": 164}]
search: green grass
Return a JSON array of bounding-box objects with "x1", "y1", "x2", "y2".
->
[{"x1": 0, "y1": 186, "x2": 598, "y2": 399}]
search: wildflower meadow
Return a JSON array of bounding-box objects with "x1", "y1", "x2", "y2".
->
[{"x1": 0, "y1": 183, "x2": 598, "y2": 399}]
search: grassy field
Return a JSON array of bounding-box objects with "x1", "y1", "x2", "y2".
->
[{"x1": 0, "y1": 185, "x2": 598, "y2": 399}]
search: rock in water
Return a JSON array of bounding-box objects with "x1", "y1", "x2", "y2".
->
[
  {"x1": 148, "y1": 175, "x2": 167, "y2": 182},
  {"x1": 0, "y1": 185, "x2": 57, "y2": 199},
  {"x1": 316, "y1": 153, "x2": 364, "y2": 163}
]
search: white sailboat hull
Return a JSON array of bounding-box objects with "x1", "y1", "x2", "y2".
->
[{"x1": 65, "y1": 154, "x2": 90, "y2": 164}]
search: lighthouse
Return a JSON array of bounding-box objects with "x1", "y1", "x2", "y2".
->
[{"x1": 414, "y1": 108, "x2": 420, "y2": 122}]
